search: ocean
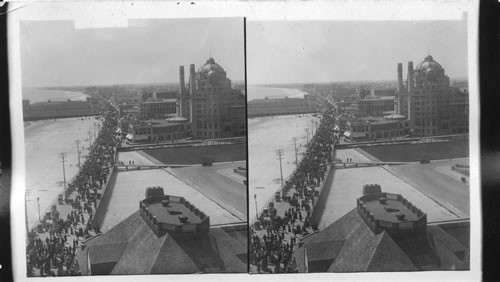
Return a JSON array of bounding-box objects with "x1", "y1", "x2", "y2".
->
[
  {"x1": 23, "y1": 89, "x2": 96, "y2": 228},
  {"x1": 247, "y1": 86, "x2": 318, "y2": 222},
  {"x1": 23, "y1": 88, "x2": 89, "y2": 103},
  {"x1": 247, "y1": 86, "x2": 306, "y2": 101}
]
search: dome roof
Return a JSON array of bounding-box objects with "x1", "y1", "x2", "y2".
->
[
  {"x1": 415, "y1": 55, "x2": 443, "y2": 72},
  {"x1": 415, "y1": 55, "x2": 445, "y2": 80},
  {"x1": 198, "y1": 57, "x2": 225, "y2": 75}
]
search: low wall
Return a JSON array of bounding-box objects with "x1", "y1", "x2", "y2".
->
[
  {"x1": 247, "y1": 110, "x2": 316, "y2": 118},
  {"x1": 310, "y1": 144, "x2": 337, "y2": 227},
  {"x1": 309, "y1": 165, "x2": 336, "y2": 228},
  {"x1": 92, "y1": 167, "x2": 118, "y2": 230}
]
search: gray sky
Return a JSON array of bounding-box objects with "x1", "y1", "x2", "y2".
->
[
  {"x1": 247, "y1": 19, "x2": 468, "y2": 84},
  {"x1": 21, "y1": 18, "x2": 244, "y2": 87}
]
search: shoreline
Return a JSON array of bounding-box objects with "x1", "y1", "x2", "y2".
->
[
  {"x1": 23, "y1": 88, "x2": 90, "y2": 104},
  {"x1": 248, "y1": 113, "x2": 318, "y2": 222},
  {"x1": 247, "y1": 86, "x2": 307, "y2": 101},
  {"x1": 24, "y1": 117, "x2": 100, "y2": 229}
]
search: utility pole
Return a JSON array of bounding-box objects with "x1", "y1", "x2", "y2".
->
[
  {"x1": 292, "y1": 137, "x2": 298, "y2": 165},
  {"x1": 311, "y1": 119, "x2": 315, "y2": 136},
  {"x1": 305, "y1": 128, "x2": 310, "y2": 144},
  {"x1": 76, "y1": 140, "x2": 81, "y2": 169},
  {"x1": 59, "y1": 152, "x2": 67, "y2": 193},
  {"x1": 88, "y1": 131, "x2": 92, "y2": 148},
  {"x1": 275, "y1": 149, "x2": 284, "y2": 193},
  {"x1": 254, "y1": 194, "x2": 258, "y2": 220},
  {"x1": 37, "y1": 197, "x2": 40, "y2": 222}
]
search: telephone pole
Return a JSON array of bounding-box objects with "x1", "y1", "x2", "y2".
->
[
  {"x1": 254, "y1": 194, "x2": 258, "y2": 220},
  {"x1": 88, "y1": 131, "x2": 92, "y2": 148},
  {"x1": 305, "y1": 128, "x2": 310, "y2": 144},
  {"x1": 276, "y1": 149, "x2": 284, "y2": 193},
  {"x1": 292, "y1": 137, "x2": 298, "y2": 165},
  {"x1": 37, "y1": 197, "x2": 40, "y2": 222},
  {"x1": 76, "y1": 140, "x2": 81, "y2": 169},
  {"x1": 59, "y1": 152, "x2": 67, "y2": 193}
]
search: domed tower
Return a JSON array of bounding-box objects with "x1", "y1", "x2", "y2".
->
[
  {"x1": 179, "y1": 57, "x2": 246, "y2": 140},
  {"x1": 414, "y1": 55, "x2": 449, "y2": 87},
  {"x1": 196, "y1": 57, "x2": 231, "y2": 88},
  {"x1": 399, "y1": 55, "x2": 467, "y2": 137}
]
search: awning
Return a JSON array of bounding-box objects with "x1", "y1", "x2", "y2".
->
[
  {"x1": 351, "y1": 132, "x2": 366, "y2": 138},
  {"x1": 343, "y1": 131, "x2": 351, "y2": 137},
  {"x1": 126, "y1": 133, "x2": 133, "y2": 140}
]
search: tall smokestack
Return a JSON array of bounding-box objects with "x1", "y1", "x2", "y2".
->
[
  {"x1": 397, "y1": 63, "x2": 404, "y2": 92},
  {"x1": 179, "y1": 66, "x2": 185, "y2": 95},
  {"x1": 407, "y1": 61, "x2": 414, "y2": 93},
  {"x1": 407, "y1": 61, "x2": 415, "y2": 131},
  {"x1": 178, "y1": 66, "x2": 185, "y2": 117},
  {"x1": 189, "y1": 64, "x2": 196, "y2": 95}
]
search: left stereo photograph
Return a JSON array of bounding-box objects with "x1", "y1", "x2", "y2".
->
[{"x1": 21, "y1": 18, "x2": 248, "y2": 276}]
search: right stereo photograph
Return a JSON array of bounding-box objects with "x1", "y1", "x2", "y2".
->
[{"x1": 247, "y1": 18, "x2": 470, "y2": 273}]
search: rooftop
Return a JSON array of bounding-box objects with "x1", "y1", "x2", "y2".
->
[
  {"x1": 145, "y1": 200, "x2": 203, "y2": 225},
  {"x1": 360, "y1": 95, "x2": 395, "y2": 101},
  {"x1": 294, "y1": 205, "x2": 469, "y2": 272},
  {"x1": 370, "y1": 120, "x2": 400, "y2": 125},
  {"x1": 78, "y1": 211, "x2": 247, "y2": 275},
  {"x1": 357, "y1": 191, "x2": 426, "y2": 235},
  {"x1": 140, "y1": 191, "x2": 209, "y2": 237},
  {"x1": 362, "y1": 196, "x2": 419, "y2": 223},
  {"x1": 142, "y1": 98, "x2": 177, "y2": 103}
]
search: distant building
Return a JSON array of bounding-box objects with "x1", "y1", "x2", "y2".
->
[
  {"x1": 138, "y1": 98, "x2": 177, "y2": 120},
  {"x1": 127, "y1": 117, "x2": 191, "y2": 143},
  {"x1": 396, "y1": 55, "x2": 468, "y2": 136},
  {"x1": 294, "y1": 187, "x2": 469, "y2": 272},
  {"x1": 154, "y1": 91, "x2": 178, "y2": 100},
  {"x1": 247, "y1": 95, "x2": 318, "y2": 118},
  {"x1": 78, "y1": 187, "x2": 247, "y2": 275},
  {"x1": 343, "y1": 116, "x2": 409, "y2": 142},
  {"x1": 358, "y1": 95, "x2": 395, "y2": 117},
  {"x1": 372, "y1": 88, "x2": 397, "y2": 97},
  {"x1": 178, "y1": 58, "x2": 246, "y2": 139},
  {"x1": 22, "y1": 99, "x2": 95, "y2": 120}
]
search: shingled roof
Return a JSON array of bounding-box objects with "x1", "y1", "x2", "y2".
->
[
  {"x1": 78, "y1": 211, "x2": 247, "y2": 275},
  {"x1": 294, "y1": 208, "x2": 469, "y2": 272}
]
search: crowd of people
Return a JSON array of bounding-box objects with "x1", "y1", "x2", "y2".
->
[
  {"x1": 250, "y1": 103, "x2": 338, "y2": 273},
  {"x1": 26, "y1": 108, "x2": 120, "y2": 277}
]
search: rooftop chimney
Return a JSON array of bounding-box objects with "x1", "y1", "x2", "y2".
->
[
  {"x1": 189, "y1": 64, "x2": 196, "y2": 95},
  {"x1": 397, "y1": 63, "x2": 404, "y2": 92},
  {"x1": 407, "y1": 61, "x2": 414, "y2": 93},
  {"x1": 407, "y1": 61, "x2": 415, "y2": 131},
  {"x1": 179, "y1": 66, "x2": 186, "y2": 95}
]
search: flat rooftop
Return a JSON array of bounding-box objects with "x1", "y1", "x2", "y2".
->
[
  {"x1": 146, "y1": 201, "x2": 202, "y2": 224},
  {"x1": 362, "y1": 197, "x2": 419, "y2": 222}
]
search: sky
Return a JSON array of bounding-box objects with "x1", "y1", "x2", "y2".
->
[
  {"x1": 20, "y1": 18, "x2": 245, "y2": 87},
  {"x1": 21, "y1": 17, "x2": 468, "y2": 87},
  {"x1": 247, "y1": 19, "x2": 468, "y2": 85}
]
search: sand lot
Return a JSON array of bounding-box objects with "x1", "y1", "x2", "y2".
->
[
  {"x1": 25, "y1": 117, "x2": 98, "y2": 228},
  {"x1": 166, "y1": 161, "x2": 247, "y2": 220},
  {"x1": 248, "y1": 114, "x2": 318, "y2": 222},
  {"x1": 317, "y1": 165, "x2": 460, "y2": 229},
  {"x1": 388, "y1": 158, "x2": 469, "y2": 217},
  {"x1": 101, "y1": 151, "x2": 242, "y2": 232}
]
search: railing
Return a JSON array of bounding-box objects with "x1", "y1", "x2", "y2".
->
[{"x1": 336, "y1": 133, "x2": 468, "y2": 149}]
